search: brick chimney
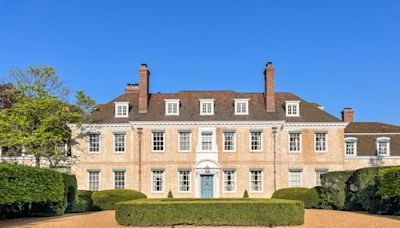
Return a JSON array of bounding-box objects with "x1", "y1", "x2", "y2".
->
[
  {"x1": 138, "y1": 64, "x2": 150, "y2": 113},
  {"x1": 264, "y1": 62, "x2": 275, "y2": 112},
  {"x1": 342, "y1": 108, "x2": 354, "y2": 122}
]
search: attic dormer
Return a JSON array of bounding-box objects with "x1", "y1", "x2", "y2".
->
[
  {"x1": 115, "y1": 102, "x2": 129, "y2": 118},
  {"x1": 285, "y1": 101, "x2": 301, "y2": 117}
]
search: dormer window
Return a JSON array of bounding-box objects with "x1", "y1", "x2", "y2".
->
[
  {"x1": 286, "y1": 101, "x2": 301, "y2": 117},
  {"x1": 345, "y1": 137, "x2": 357, "y2": 156},
  {"x1": 376, "y1": 137, "x2": 390, "y2": 156},
  {"x1": 115, "y1": 102, "x2": 129, "y2": 118},
  {"x1": 200, "y1": 99, "x2": 214, "y2": 115},
  {"x1": 165, "y1": 99, "x2": 180, "y2": 116},
  {"x1": 235, "y1": 99, "x2": 249, "y2": 115}
]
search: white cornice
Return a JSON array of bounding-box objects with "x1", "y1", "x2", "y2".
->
[
  {"x1": 68, "y1": 123, "x2": 132, "y2": 130},
  {"x1": 345, "y1": 156, "x2": 400, "y2": 160},
  {"x1": 284, "y1": 122, "x2": 349, "y2": 130},
  {"x1": 345, "y1": 133, "x2": 400, "y2": 135},
  {"x1": 129, "y1": 121, "x2": 285, "y2": 128}
]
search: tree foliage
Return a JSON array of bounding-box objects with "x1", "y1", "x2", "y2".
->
[{"x1": 0, "y1": 65, "x2": 96, "y2": 166}]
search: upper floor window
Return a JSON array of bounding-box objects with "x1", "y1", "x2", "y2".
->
[
  {"x1": 223, "y1": 131, "x2": 236, "y2": 152},
  {"x1": 113, "y1": 132, "x2": 126, "y2": 152},
  {"x1": 152, "y1": 131, "x2": 165, "y2": 152},
  {"x1": 165, "y1": 99, "x2": 180, "y2": 116},
  {"x1": 250, "y1": 130, "x2": 263, "y2": 152},
  {"x1": 289, "y1": 132, "x2": 302, "y2": 152},
  {"x1": 115, "y1": 102, "x2": 129, "y2": 118},
  {"x1": 200, "y1": 99, "x2": 214, "y2": 115},
  {"x1": 286, "y1": 101, "x2": 301, "y2": 117},
  {"x1": 113, "y1": 170, "x2": 126, "y2": 189},
  {"x1": 345, "y1": 137, "x2": 357, "y2": 156},
  {"x1": 376, "y1": 137, "x2": 390, "y2": 156},
  {"x1": 289, "y1": 169, "x2": 302, "y2": 188},
  {"x1": 315, "y1": 132, "x2": 328, "y2": 152},
  {"x1": 201, "y1": 131, "x2": 213, "y2": 151},
  {"x1": 234, "y1": 99, "x2": 249, "y2": 115},
  {"x1": 88, "y1": 133, "x2": 100, "y2": 153},
  {"x1": 250, "y1": 169, "x2": 263, "y2": 192},
  {"x1": 178, "y1": 130, "x2": 191, "y2": 152}
]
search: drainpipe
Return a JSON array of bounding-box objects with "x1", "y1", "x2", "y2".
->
[
  {"x1": 272, "y1": 127, "x2": 278, "y2": 192},
  {"x1": 137, "y1": 127, "x2": 143, "y2": 192}
]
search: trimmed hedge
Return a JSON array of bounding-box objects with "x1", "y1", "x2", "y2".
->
[
  {"x1": 320, "y1": 170, "x2": 354, "y2": 210},
  {"x1": 63, "y1": 173, "x2": 78, "y2": 213},
  {"x1": 116, "y1": 199, "x2": 304, "y2": 226},
  {"x1": 92, "y1": 189, "x2": 146, "y2": 210},
  {"x1": 68, "y1": 190, "x2": 94, "y2": 213},
  {"x1": 379, "y1": 167, "x2": 400, "y2": 199},
  {"x1": 313, "y1": 186, "x2": 339, "y2": 209},
  {"x1": 271, "y1": 188, "x2": 318, "y2": 208}
]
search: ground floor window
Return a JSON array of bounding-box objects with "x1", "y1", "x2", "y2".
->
[
  {"x1": 224, "y1": 170, "x2": 236, "y2": 192},
  {"x1": 178, "y1": 170, "x2": 191, "y2": 192},
  {"x1": 289, "y1": 170, "x2": 302, "y2": 188},
  {"x1": 250, "y1": 169, "x2": 263, "y2": 192},
  {"x1": 88, "y1": 170, "x2": 100, "y2": 191},
  {"x1": 114, "y1": 170, "x2": 126, "y2": 189},
  {"x1": 152, "y1": 169, "x2": 165, "y2": 192},
  {"x1": 315, "y1": 169, "x2": 328, "y2": 186}
]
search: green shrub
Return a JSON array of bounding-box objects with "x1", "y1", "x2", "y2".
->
[
  {"x1": 313, "y1": 186, "x2": 339, "y2": 209},
  {"x1": 272, "y1": 188, "x2": 318, "y2": 208},
  {"x1": 167, "y1": 190, "x2": 173, "y2": 198},
  {"x1": 0, "y1": 163, "x2": 65, "y2": 218},
  {"x1": 92, "y1": 189, "x2": 146, "y2": 210},
  {"x1": 243, "y1": 190, "x2": 249, "y2": 198},
  {"x1": 116, "y1": 199, "x2": 304, "y2": 226},
  {"x1": 62, "y1": 173, "x2": 77, "y2": 213},
  {"x1": 321, "y1": 170, "x2": 354, "y2": 210},
  {"x1": 379, "y1": 167, "x2": 400, "y2": 199},
  {"x1": 68, "y1": 190, "x2": 94, "y2": 213}
]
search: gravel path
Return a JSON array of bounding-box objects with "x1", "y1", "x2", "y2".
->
[{"x1": 1, "y1": 209, "x2": 400, "y2": 228}]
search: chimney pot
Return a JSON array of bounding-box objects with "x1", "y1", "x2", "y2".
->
[{"x1": 342, "y1": 108, "x2": 354, "y2": 122}]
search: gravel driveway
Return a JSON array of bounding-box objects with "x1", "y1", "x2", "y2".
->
[{"x1": 1, "y1": 209, "x2": 399, "y2": 228}]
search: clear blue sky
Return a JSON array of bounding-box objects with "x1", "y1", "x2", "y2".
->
[{"x1": 0, "y1": 0, "x2": 399, "y2": 124}]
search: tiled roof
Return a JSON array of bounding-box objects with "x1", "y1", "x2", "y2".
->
[
  {"x1": 86, "y1": 91, "x2": 341, "y2": 123},
  {"x1": 345, "y1": 122, "x2": 400, "y2": 133}
]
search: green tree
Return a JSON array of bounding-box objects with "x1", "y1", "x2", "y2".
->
[{"x1": 0, "y1": 65, "x2": 96, "y2": 167}]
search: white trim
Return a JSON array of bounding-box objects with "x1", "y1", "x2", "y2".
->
[
  {"x1": 151, "y1": 170, "x2": 165, "y2": 193},
  {"x1": 87, "y1": 169, "x2": 101, "y2": 191},
  {"x1": 249, "y1": 130, "x2": 263, "y2": 152},
  {"x1": 285, "y1": 101, "x2": 301, "y2": 117},
  {"x1": 284, "y1": 122, "x2": 348, "y2": 129},
  {"x1": 345, "y1": 156, "x2": 400, "y2": 160},
  {"x1": 288, "y1": 170, "x2": 302, "y2": 188},
  {"x1": 151, "y1": 131, "x2": 165, "y2": 153},
  {"x1": 314, "y1": 132, "x2": 328, "y2": 153},
  {"x1": 88, "y1": 133, "x2": 101, "y2": 154},
  {"x1": 178, "y1": 131, "x2": 192, "y2": 152},
  {"x1": 249, "y1": 170, "x2": 264, "y2": 193},
  {"x1": 344, "y1": 137, "x2": 358, "y2": 157},
  {"x1": 177, "y1": 170, "x2": 192, "y2": 193},
  {"x1": 345, "y1": 132, "x2": 400, "y2": 135},
  {"x1": 197, "y1": 128, "x2": 217, "y2": 152},
  {"x1": 114, "y1": 102, "x2": 129, "y2": 118},
  {"x1": 113, "y1": 133, "x2": 126, "y2": 153},
  {"x1": 222, "y1": 131, "x2": 236, "y2": 152},
  {"x1": 199, "y1": 99, "x2": 215, "y2": 115},
  {"x1": 234, "y1": 99, "x2": 249, "y2": 115},
  {"x1": 165, "y1": 99, "x2": 180, "y2": 116},
  {"x1": 112, "y1": 169, "x2": 127, "y2": 189},
  {"x1": 376, "y1": 137, "x2": 391, "y2": 156},
  {"x1": 222, "y1": 170, "x2": 236, "y2": 193},
  {"x1": 131, "y1": 121, "x2": 284, "y2": 128},
  {"x1": 288, "y1": 132, "x2": 302, "y2": 153}
]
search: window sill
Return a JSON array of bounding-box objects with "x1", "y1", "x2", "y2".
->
[
  {"x1": 315, "y1": 151, "x2": 328, "y2": 153},
  {"x1": 178, "y1": 150, "x2": 191, "y2": 153},
  {"x1": 152, "y1": 151, "x2": 165, "y2": 153},
  {"x1": 289, "y1": 151, "x2": 302, "y2": 154}
]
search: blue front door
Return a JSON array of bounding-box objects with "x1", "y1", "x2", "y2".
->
[{"x1": 201, "y1": 175, "x2": 214, "y2": 198}]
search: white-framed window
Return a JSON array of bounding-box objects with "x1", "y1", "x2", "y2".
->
[
  {"x1": 200, "y1": 99, "x2": 214, "y2": 115},
  {"x1": 152, "y1": 131, "x2": 165, "y2": 152},
  {"x1": 376, "y1": 137, "x2": 390, "y2": 156},
  {"x1": 88, "y1": 170, "x2": 100, "y2": 191},
  {"x1": 289, "y1": 169, "x2": 302, "y2": 188},
  {"x1": 289, "y1": 132, "x2": 302, "y2": 152},
  {"x1": 115, "y1": 102, "x2": 129, "y2": 118},
  {"x1": 151, "y1": 169, "x2": 165, "y2": 192},
  {"x1": 223, "y1": 131, "x2": 236, "y2": 152},
  {"x1": 55, "y1": 141, "x2": 67, "y2": 154},
  {"x1": 201, "y1": 131, "x2": 213, "y2": 151},
  {"x1": 178, "y1": 131, "x2": 191, "y2": 152},
  {"x1": 223, "y1": 169, "x2": 236, "y2": 192},
  {"x1": 165, "y1": 99, "x2": 180, "y2": 116},
  {"x1": 113, "y1": 133, "x2": 126, "y2": 152},
  {"x1": 250, "y1": 169, "x2": 263, "y2": 192},
  {"x1": 178, "y1": 169, "x2": 191, "y2": 192},
  {"x1": 315, "y1": 169, "x2": 328, "y2": 186},
  {"x1": 234, "y1": 99, "x2": 249, "y2": 115},
  {"x1": 345, "y1": 137, "x2": 357, "y2": 156},
  {"x1": 113, "y1": 170, "x2": 126, "y2": 189},
  {"x1": 286, "y1": 101, "x2": 300, "y2": 117},
  {"x1": 88, "y1": 133, "x2": 100, "y2": 153},
  {"x1": 315, "y1": 132, "x2": 328, "y2": 152},
  {"x1": 250, "y1": 130, "x2": 263, "y2": 152}
]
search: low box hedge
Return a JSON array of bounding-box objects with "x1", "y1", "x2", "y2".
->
[
  {"x1": 115, "y1": 199, "x2": 304, "y2": 226},
  {"x1": 92, "y1": 189, "x2": 146, "y2": 210},
  {"x1": 271, "y1": 187, "x2": 318, "y2": 208}
]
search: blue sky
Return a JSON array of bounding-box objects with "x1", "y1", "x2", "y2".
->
[{"x1": 0, "y1": 0, "x2": 399, "y2": 124}]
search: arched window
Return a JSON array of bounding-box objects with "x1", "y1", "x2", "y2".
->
[
  {"x1": 344, "y1": 137, "x2": 357, "y2": 156},
  {"x1": 376, "y1": 137, "x2": 390, "y2": 156}
]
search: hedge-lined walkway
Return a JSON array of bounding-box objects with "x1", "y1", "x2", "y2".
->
[{"x1": 1, "y1": 209, "x2": 400, "y2": 228}]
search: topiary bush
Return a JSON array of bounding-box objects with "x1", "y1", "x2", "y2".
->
[
  {"x1": 92, "y1": 189, "x2": 147, "y2": 210},
  {"x1": 243, "y1": 190, "x2": 249, "y2": 198},
  {"x1": 167, "y1": 190, "x2": 173, "y2": 198},
  {"x1": 320, "y1": 170, "x2": 354, "y2": 210},
  {"x1": 271, "y1": 188, "x2": 318, "y2": 209},
  {"x1": 116, "y1": 199, "x2": 304, "y2": 226}
]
